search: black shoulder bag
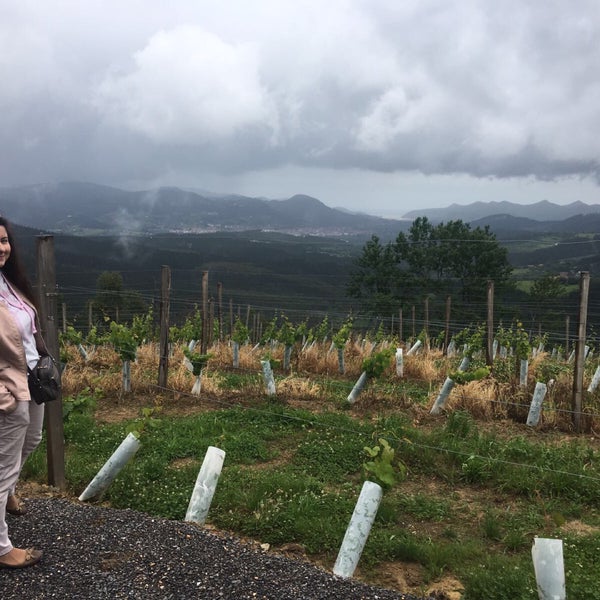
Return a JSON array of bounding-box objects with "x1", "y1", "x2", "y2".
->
[{"x1": 27, "y1": 354, "x2": 62, "y2": 404}]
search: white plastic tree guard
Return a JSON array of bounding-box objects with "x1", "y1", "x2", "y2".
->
[
  {"x1": 406, "y1": 340, "x2": 422, "y2": 356},
  {"x1": 347, "y1": 371, "x2": 368, "y2": 404},
  {"x1": 532, "y1": 537, "x2": 565, "y2": 600},
  {"x1": 430, "y1": 377, "x2": 456, "y2": 415},
  {"x1": 430, "y1": 356, "x2": 469, "y2": 415},
  {"x1": 283, "y1": 345, "x2": 293, "y2": 370},
  {"x1": 185, "y1": 446, "x2": 226, "y2": 525},
  {"x1": 588, "y1": 365, "x2": 600, "y2": 393},
  {"x1": 232, "y1": 341, "x2": 240, "y2": 368},
  {"x1": 520, "y1": 359, "x2": 529, "y2": 387},
  {"x1": 333, "y1": 481, "x2": 383, "y2": 578},
  {"x1": 261, "y1": 360, "x2": 276, "y2": 395},
  {"x1": 122, "y1": 359, "x2": 131, "y2": 392},
  {"x1": 395, "y1": 348, "x2": 403, "y2": 377},
  {"x1": 337, "y1": 347, "x2": 345, "y2": 374},
  {"x1": 191, "y1": 369, "x2": 203, "y2": 396},
  {"x1": 527, "y1": 383, "x2": 548, "y2": 427},
  {"x1": 79, "y1": 432, "x2": 141, "y2": 501}
]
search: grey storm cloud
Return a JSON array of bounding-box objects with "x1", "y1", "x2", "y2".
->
[{"x1": 2, "y1": 0, "x2": 600, "y2": 190}]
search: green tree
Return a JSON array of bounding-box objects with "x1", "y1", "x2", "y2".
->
[
  {"x1": 530, "y1": 274, "x2": 564, "y2": 304},
  {"x1": 346, "y1": 235, "x2": 403, "y2": 314},
  {"x1": 94, "y1": 271, "x2": 124, "y2": 321},
  {"x1": 395, "y1": 217, "x2": 438, "y2": 283},
  {"x1": 348, "y1": 218, "x2": 513, "y2": 314},
  {"x1": 529, "y1": 273, "x2": 565, "y2": 330}
]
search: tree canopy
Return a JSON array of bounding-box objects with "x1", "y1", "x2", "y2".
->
[{"x1": 347, "y1": 217, "x2": 512, "y2": 314}]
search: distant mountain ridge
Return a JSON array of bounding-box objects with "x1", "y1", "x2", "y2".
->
[
  {"x1": 402, "y1": 199, "x2": 600, "y2": 222},
  {"x1": 0, "y1": 181, "x2": 405, "y2": 239},
  {"x1": 470, "y1": 212, "x2": 600, "y2": 234},
  {"x1": 1, "y1": 181, "x2": 599, "y2": 237}
]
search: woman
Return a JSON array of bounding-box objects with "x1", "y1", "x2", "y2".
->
[{"x1": 0, "y1": 216, "x2": 43, "y2": 568}]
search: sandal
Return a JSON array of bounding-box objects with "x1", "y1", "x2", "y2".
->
[
  {"x1": 0, "y1": 547, "x2": 43, "y2": 569},
  {"x1": 6, "y1": 494, "x2": 26, "y2": 516}
]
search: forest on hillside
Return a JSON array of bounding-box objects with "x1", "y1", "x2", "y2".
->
[{"x1": 12, "y1": 222, "x2": 599, "y2": 342}]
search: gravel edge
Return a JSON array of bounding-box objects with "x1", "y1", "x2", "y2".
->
[{"x1": 3, "y1": 497, "x2": 434, "y2": 600}]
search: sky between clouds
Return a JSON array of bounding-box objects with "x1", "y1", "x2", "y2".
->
[{"x1": 2, "y1": 0, "x2": 600, "y2": 217}]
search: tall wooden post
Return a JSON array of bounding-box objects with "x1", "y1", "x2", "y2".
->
[
  {"x1": 201, "y1": 271, "x2": 209, "y2": 354},
  {"x1": 229, "y1": 298, "x2": 234, "y2": 339},
  {"x1": 444, "y1": 295, "x2": 451, "y2": 353},
  {"x1": 486, "y1": 281, "x2": 494, "y2": 366},
  {"x1": 158, "y1": 265, "x2": 171, "y2": 389},
  {"x1": 399, "y1": 308, "x2": 403, "y2": 344},
  {"x1": 565, "y1": 315, "x2": 570, "y2": 361},
  {"x1": 572, "y1": 272, "x2": 590, "y2": 433},
  {"x1": 208, "y1": 298, "x2": 214, "y2": 347},
  {"x1": 424, "y1": 297, "x2": 429, "y2": 350},
  {"x1": 217, "y1": 282, "x2": 223, "y2": 341},
  {"x1": 36, "y1": 235, "x2": 66, "y2": 489}
]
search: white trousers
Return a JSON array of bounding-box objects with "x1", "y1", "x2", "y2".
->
[
  {"x1": 11, "y1": 400, "x2": 44, "y2": 495},
  {"x1": 0, "y1": 401, "x2": 30, "y2": 556}
]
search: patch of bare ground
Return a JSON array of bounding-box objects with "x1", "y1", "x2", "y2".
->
[{"x1": 560, "y1": 520, "x2": 600, "y2": 536}]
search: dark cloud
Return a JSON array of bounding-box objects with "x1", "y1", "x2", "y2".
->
[{"x1": 1, "y1": 0, "x2": 600, "y2": 210}]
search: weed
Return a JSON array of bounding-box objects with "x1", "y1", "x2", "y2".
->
[
  {"x1": 481, "y1": 510, "x2": 502, "y2": 541},
  {"x1": 445, "y1": 410, "x2": 474, "y2": 438}
]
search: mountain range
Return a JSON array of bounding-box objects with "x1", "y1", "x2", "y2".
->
[
  {"x1": 1, "y1": 181, "x2": 600, "y2": 237},
  {"x1": 403, "y1": 199, "x2": 600, "y2": 222},
  {"x1": 0, "y1": 181, "x2": 405, "y2": 239}
]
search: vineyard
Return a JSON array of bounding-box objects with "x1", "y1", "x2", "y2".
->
[{"x1": 22, "y1": 301, "x2": 600, "y2": 599}]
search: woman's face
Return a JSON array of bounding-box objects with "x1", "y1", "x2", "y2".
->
[{"x1": 0, "y1": 226, "x2": 11, "y2": 268}]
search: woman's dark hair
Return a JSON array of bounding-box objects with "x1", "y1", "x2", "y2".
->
[{"x1": 0, "y1": 216, "x2": 37, "y2": 307}]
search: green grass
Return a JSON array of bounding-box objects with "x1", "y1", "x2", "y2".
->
[{"x1": 23, "y1": 400, "x2": 600, "y2": 599}]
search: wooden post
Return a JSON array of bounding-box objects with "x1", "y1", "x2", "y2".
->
[
  {"x1": 201, "y1": 271, "x2": 209, "y2": 354},
  {"x1": 158, "y1": 265, "x2": 171, "y2": 389},
  {"x1": 424, "y1": 297, "x2": 429, "y2": 350},
  {"x1": 245, "y1": 304, "x2": 251, "y2": 329},
  {"x1": 411, "y1": 305, "x2": 416, "y2": 340},
  {"x1": 444, "y1": 295, "x2": 451, "y2": 353},
  {"x1": 229, "y1": 298, "x2": 234, "y2": 339},
  {"x1": 572, "y1": 271, "x2": 590, "y2": 433},
  {"x1": 208, "y1": 298, "x2": 214, "y2": 347},
  {"x1": 399, "y1": 308, "x2": 403, "y2": 344},
  {"x1": 217, "y1": 282, "x2": 223, "y2": 341},
  {"x1": 36, "y1": 235, "x2": 66, "y2": 490},
  {"x1": 486, "y1": 281, "x2": 494, "y2": 366},
  {"x1": 565, "y1": 315, "x2": 570, "y2": 361}
]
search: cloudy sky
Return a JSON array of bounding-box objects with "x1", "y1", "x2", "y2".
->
[{"x1": 2, "y1": 0, "x2": 600, "y2": 217}]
